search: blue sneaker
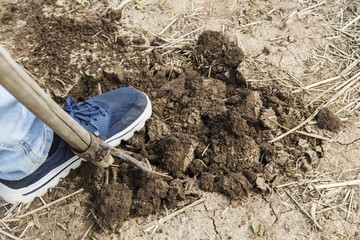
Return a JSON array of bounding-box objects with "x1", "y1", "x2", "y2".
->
[{"x1": 0, "y1": 88, "x2": 152, "y2": 204}]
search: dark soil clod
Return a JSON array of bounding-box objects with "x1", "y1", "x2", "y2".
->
[
  {"x1": 94, "y1": 183, "x2": 132, "y2": 231},
  {"x1": 317, "y1": 108, "x2": 342, "y2": 132}
]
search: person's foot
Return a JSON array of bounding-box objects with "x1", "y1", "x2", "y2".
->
[{"x1": 0, "y1": 87, "x2": 152, "y2": 204}]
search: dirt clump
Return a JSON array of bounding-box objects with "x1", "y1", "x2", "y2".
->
[
  {"x1": 166, "y1": 179, "x2": 187, "y2": 206},
  {"x1": 157, "y1": 133, "x2": 199, "y2": 177},
  {"x1": 131, "y1": 178, "x2": 169, "y2": 216},
  {"x1": 317, "y1": 108, "x2": 342, "y2": 132},
  {"x1": 193, "y1": 30, "x2": 246, "y2": 86},
  {"x1": 217, "y1": 173, "x2": 252, "y2": 199},
  {"x1": 194, "y1": 30, "x2": 244, "y2": 70},
  {"x1": 94, "y1": 183, "x2": 132, "y2": 231}
]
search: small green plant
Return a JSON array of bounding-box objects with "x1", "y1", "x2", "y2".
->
[
  {"x1": 135, "y1": 0, "x2": 142, "y2": 10},
  {"x1": 160, "y1": 0, "x2": 167, "y2": 5},
  {"x1": 75, "y1": 0, "x2": 88, "y2": 5},
  {"x1": 251, "y1": 220, "x2": 261, "y2": 237}
]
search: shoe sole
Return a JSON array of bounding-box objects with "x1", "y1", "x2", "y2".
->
[{"x1": 0, "y1": 94, "x2": 152, "y2": 204}]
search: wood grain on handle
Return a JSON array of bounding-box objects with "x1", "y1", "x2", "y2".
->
[{"x1": 0, "y1": 45, "x2": 91, "y2": 152}]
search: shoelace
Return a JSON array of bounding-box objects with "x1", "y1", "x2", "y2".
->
[{"x1": 64, "y1": 97, "x2": 106, "y2": 130}]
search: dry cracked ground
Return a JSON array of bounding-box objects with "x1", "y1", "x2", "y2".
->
[{"x1": 0, "y1": 0, "x2": 359, "y2": 239}]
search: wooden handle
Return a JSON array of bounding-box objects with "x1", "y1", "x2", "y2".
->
[{"x1": 0, "y1": 45, "x2": 91, "y2": 152}]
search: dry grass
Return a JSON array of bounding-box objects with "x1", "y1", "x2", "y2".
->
[
  {"x1": 271, "y1": 1, "x2": 359, "y2": 236},
  {"x1": 297, "y1": 1, "x2": 359, "y2": 116},
  {"x1": 267, "y1": 1, "x2": 359, "y2": 142},
  {"x1": 146, "y1": 2, "x2": 209, "y2": 54},
  {"x1": 275, "y1": 167, "x2": 360, "y2": 237},
  {"x1": 144, "y1": 198, "x2": 205, "y2": 234},
  {"x1": 0, "y1": 189, "x2": 84, "y2": 239}
]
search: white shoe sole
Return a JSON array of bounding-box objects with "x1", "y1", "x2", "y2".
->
[{"x1": 0, "y1": 95, "x2": 152, "y2": 204}]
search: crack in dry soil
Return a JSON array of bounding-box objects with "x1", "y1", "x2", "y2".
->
[
  {"x1": 337, "y1": 138, "x2": 360, "y2": 146},
  {"x1": 211, "y1": 216, "x2": 221, "y2": 239}
]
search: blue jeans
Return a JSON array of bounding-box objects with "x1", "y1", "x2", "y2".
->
[{"x1": 0, "y1": 85, "x2": 53, "y2": 180}]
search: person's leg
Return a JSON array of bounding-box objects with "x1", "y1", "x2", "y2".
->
[
  {"x1": 0, "y1": 86, "x2": 151, "y2": 204},
  {"x1": 0, "y1": 85, "x2": 53, "y2": 181}
]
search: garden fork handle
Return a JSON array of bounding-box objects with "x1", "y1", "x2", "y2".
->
[{"x1": 0, "y1": 45, "x2": 113, "y2": 167}]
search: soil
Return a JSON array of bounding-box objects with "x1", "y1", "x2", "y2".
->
[
  {"x1": 317, "y1": 108, "x2": 342, "y2": 132},
  {"x1": 1, "y1": 0, "x2": 359, "y2": 239},
  {"x1": 75, "y1": 27, "x2": 317, "y2": 228},
  {"x1": 94, "y1": 183, "x2": 132, "y2": 231}
]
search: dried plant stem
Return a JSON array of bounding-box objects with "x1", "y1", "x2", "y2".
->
[
  {"x1": 314, "y1": 179, "x2": 360, "y2": 190},
  {"x1": 0, "y1": 218, "x2": 20, "y2": 223},
  {"x1": 293, "y1": 73, "x2": 347, "y2": 94},
  {"x1": 298, "y1": 1, "x2": 326, "y2": 16},
  {"x1": 158, "y1": 18, "x2": 178, "y2": 36},
  {"x1": 293, "y1": 59, "x2": 359, "y2": 93},
  {"x1": 346, "y1": 189, "x2": 354, "y2": 221},
  {"x1": 342, "y1": 15, "x2": 360, "y2": 31},
  {"x1": 162, "y1": 26, "x2": 205, "y2": 49},
  {"x1": 0, "y1": 229, "x2": 21, "y2": 240},
  {"x1": 296, "y1": 130, "x2": 333, "y2": 141},
  {"x1": 0, "y1": 189, "x2": 83, "y2": 223},
  {"x1": 105, "y1": 168, "x2": 109, "y2": 185},
  {"x1": 269, "y1": 109, "x2": 320, "y2": 143},
  {"x1": 333, "y1": 72, "x2": 359, "y2": 92},
  {"x1": 335, "y1": 97, "x2": 360, "y2": 114},
  {"x1": 275, "y1": 181, "x2": 298, "y2": 188},
  {"x1": 269, "y1": 118, "x2": 332, "y2": 141},
  {"x1": 112, "y1": 0, "x2": 133, "y2": 11},
  {"x1": 285, "y1": 1, "x2": 326, "y2": 24},
  {"x1": 80, "y1": 222, "x2": 94, "y2": 240},
  {"x1": 241, "y1": 21, "x2": 261, "y2": 28},
  {"x1": 18, "y1": 188, "x2": 84, "y2": 218},
  {"x1": 19, "y1": 220, "x2": 35, "y2": 238},
  {"x1": 285, "y1": 190, "x2": 322, "y2": 230},
  {"x1": 316, "y1": 203, "x2": 346, "y2": 214},
  {"x1": 145, "y1": 198, "x2": 205, "y2": 233},
  {"x1": 306, "y1": 82, "x2": 337, "y2": 107}
]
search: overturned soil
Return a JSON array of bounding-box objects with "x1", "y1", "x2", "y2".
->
[{"x1": 1, "y1": 0, "x2": 326, "y2": 233}]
